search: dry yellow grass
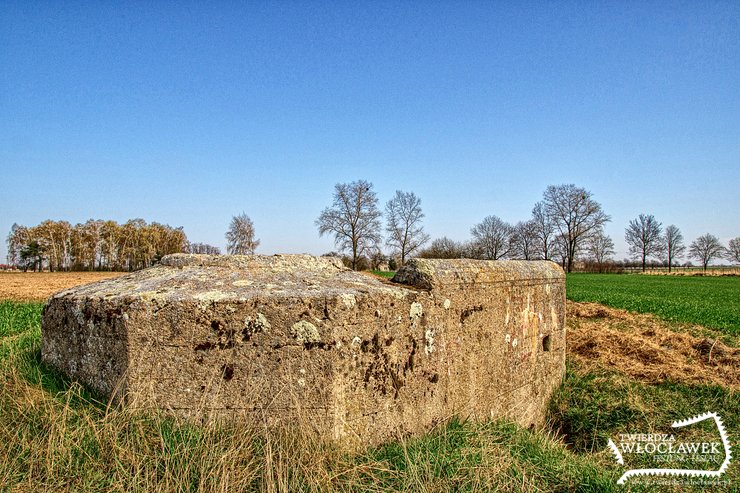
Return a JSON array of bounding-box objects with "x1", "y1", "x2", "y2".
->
[
  {"x1": 0, "y1": 271, "x2": 127, "y2": 302},
  {"x1": 567, "y1": 301, "x2": 739, "y2": 389}
]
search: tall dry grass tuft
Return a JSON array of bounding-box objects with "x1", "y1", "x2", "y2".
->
[
  {"x1": 0, "y1": 351, "x2": 364, "y2": 492},
  {"x1": 0, "y1": 346, "x2": 622, "y2": 492}
]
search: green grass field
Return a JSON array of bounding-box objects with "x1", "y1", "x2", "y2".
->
[
  {"x1": 567, "y1": 274, "x2": 740, "y2": 334},
  {"x1": 1, "y1": 295, "x2": 737, "y2": 491}
]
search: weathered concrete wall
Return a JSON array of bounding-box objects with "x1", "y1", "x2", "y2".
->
[{"x1": 42, "y1": 254, "x2": 565, "y2": 447}]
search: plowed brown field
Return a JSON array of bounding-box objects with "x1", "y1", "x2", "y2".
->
[{"x1": 0, "y1": 272, "x2": 127, "y2": 301}]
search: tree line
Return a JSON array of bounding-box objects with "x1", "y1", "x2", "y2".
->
[
  {"x1": 414, "y1": 183, "x2": 612, "y2": 273},
  {"x1": 313, "y1": 180, "x2": 739, "y2": 273},
  {"x1": 4, "y1": 213, "x2": 260, "y2": 272},
  {"x1": 6, "y1": 182, "x2": 739, "y2": 273},
  {"x1": 6, "y1": 219, "x2": 189, "y2": 272},
  {"x1": 624, "y1": 214, "x2": 738, "y2": 272},
  {"x1": 313, "y1": 181, "x2": 611, "y2": 272}
]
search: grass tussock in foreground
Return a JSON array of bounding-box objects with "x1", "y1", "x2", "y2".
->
[
  {"x1": 0, "y1": 349, "x2": 617, "y2": 492},
  {"x1": 1, "y1": 300, "x2": 738, "y2": 492}
]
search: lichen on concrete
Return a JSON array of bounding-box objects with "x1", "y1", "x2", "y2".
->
[
  {"x1": 245, "y1": 313, "x2": 271, "y2": 335},
  {"x1": 409, "y1": 302, "x2": 423, "y2": 319},
  {"x1": 290, "y1": 320, "x2": 320, "y2": 343},
  {"x1": 392, "y1": 258, "x2": 437, "y2": 290},
  {"x1": 424, "y1": 328, "x2": 436, "y2": 355}
]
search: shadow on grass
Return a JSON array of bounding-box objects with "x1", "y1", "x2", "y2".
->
[
  {"x1": 19, "y1": 348, "x2": 110, "y2": 410},
  {"x1": 1, "y1": 301, "x2": 109, "y2": 411}
]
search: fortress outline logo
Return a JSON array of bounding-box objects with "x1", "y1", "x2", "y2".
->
[{"x1": 606, "y1": 411, "x2": 732, "y2": 485}]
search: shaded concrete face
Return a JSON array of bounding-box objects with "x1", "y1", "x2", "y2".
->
[{"x1": 42, "y1": 254, "x2": 565, "y2": 447}]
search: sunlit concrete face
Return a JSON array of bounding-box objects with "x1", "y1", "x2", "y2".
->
[{"x1": 42, "y1": 254, "x2": 565, "y2": 448}]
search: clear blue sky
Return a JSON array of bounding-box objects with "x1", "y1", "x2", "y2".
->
[{"x1": 2, "y1": 1, "x2": 739, "y2": 262}]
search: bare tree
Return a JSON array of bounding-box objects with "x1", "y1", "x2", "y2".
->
[
  {"x1": 689, "y1": 234, "x2": 725, "y2": 272},
  {"x1": 511, "y1": 220, "x2": 539, "y2": 260},
  {"x1": 551, "y1": 233, "x2": 570, "y2": 271},
  {"x1": 316, "y1": 180, "x2": 382, "y2": 270},
  {"x1": 6, "y1": 223, "x2": 29, "y2": 266},
  {"x1": 725, "y1": 237, "x2": 740, "y2": 264},
  {"x1": 367, "y1": 245, "x2": 388, "y2": 271},
  {"x1": 226, "y1": 213, "x2": 260, "y2": 255},
  {"x1": 470, "y1": 215, "x2": 514, "y2": 260},
  {"x1": 460, "y1": 240, "x2": 482, "y2": 259},
  {"x1": 586, "y1": 229, "x2": 615, "y2": 270},
  {"x1": 385, "y1": 190, "x2": 430, "y2": 265},
  {"x1": 625, "y1": 214, "x2": 664, "y2": 272},
  {"x1": 531, "y1": 201, "x2": 555, "y2": 260},
  {"x1": 542, "y1": 184, "x2": 610, "y2": 272},
  {"x1": 663, "y1": 225, "x2": 686, "y2": 273},
  {"x1": 418, "y1": 237, "x2": 464, "y2": 259}
]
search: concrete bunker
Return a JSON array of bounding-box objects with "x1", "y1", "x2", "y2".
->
[{"x1": 42, "y1": 254, "x2": 565, "y2": 447}]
